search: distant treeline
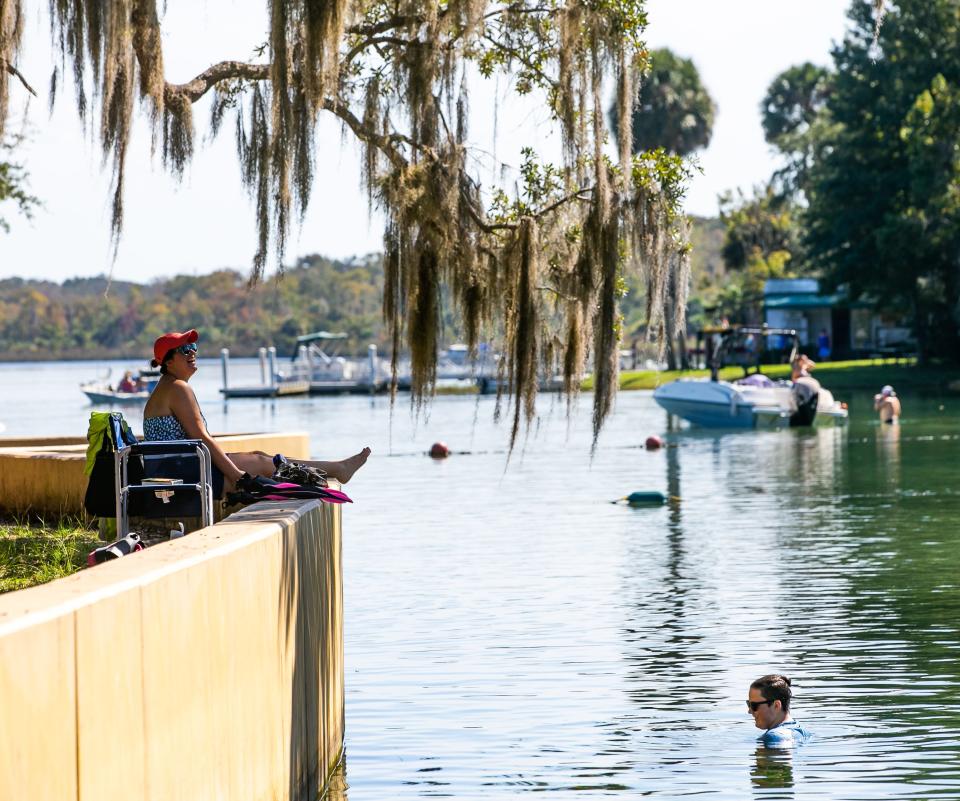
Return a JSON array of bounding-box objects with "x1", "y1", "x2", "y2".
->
[
  {"x1": 0, "y1": 254, "x2": 387, "y2": 361},
  {"x1": 0, "y1": 231, "x2": 723, "y2": 363}
]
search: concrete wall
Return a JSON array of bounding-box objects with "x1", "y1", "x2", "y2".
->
[
  {"x1": 0, "y1": 498, "x2": 344, "y2": 801},
  {"x1": 0, "y1": 432, "x2": 311, "y2": 518}
]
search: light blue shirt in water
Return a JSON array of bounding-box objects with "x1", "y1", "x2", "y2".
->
[{"x1": 761, "y1": 719, "x2": 811, "y2": 747}]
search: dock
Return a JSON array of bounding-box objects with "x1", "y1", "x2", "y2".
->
[
  {"x1": 219, "y1": 380, "x2": 310, "y2": 399},
  {"x1": 219, "y1": 346, "x2": 311, "y2": 399},
  {"x1": 308, "y1": 380, "x2": 387, "y2": 395}
]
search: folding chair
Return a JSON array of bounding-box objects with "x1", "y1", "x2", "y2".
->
[{"x1": 115, "y1": 440, "x2": 215, "y2": 537}]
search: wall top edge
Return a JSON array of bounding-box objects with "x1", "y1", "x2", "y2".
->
[
  {"x1": 0, "y1": 499, "x2": 324, "y2": 637},
  {"x1": 0, "y1": 431, "x2": 311, "y2": 455}
]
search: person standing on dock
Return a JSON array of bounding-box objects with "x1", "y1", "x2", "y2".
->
[
  {"x1": 874, "y1": 385, "x2": 901, "y2": 424},
  {"x1": 748, "y1": 674, "x2": 810, "y2": 747}
]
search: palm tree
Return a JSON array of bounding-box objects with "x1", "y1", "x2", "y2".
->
[{"x1": 612, "y1": 48, "x2": 716, "y2": 158}]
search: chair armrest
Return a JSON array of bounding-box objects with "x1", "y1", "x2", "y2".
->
[{"x1": 126, "y1": 439, "x2": 205, "y2": 456}]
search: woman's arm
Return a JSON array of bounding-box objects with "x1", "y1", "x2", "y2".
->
[{"x1": 167, "y1": 381, "x2": 246, "y2": 482}]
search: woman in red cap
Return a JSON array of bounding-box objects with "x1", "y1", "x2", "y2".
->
[{"x1": 143, "y1": 329, "x2": 370, "y2": 497}]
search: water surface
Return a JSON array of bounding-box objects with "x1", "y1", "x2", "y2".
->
[{"x1": 3, "y1": 361, "x2": 959, "y2": 799}]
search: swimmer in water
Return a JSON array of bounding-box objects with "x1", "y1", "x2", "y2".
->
[
  {"x1": 873, "y1": 385, "x2": 901, "y2": 424},
  {"x1": 748, "y1": 674, "x2": 811, "y2": 747}
]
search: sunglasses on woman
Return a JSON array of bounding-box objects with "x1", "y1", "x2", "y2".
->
[
  {"x1": 175, "y1": 342, "x2": 198, "y2": 356},
  {"x1": 746, "y1": 699, "x2": 775, "y2": 712}
]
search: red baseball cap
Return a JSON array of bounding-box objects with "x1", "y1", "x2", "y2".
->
[{"x1": 153, "y1": 329, "x2": 198, "y2": 364}]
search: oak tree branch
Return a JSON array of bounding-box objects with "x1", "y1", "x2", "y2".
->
[{"x1": 3, "y1": 60, "x2": 37, "y2": 97}]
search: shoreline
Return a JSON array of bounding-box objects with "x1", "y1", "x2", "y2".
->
[{"x1": 612, "y1": 358, "x2": 960, "y2": 393}]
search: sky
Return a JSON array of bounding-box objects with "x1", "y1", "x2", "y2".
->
[{"x1": 0, "y1": 0, "x2": 854, "y2": 283}]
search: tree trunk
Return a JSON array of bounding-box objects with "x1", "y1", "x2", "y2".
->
[
  {"x1": 913, "y1": 282, "x2": 929, "y2": 366},
  {"x1": 664, "y1": 268, "x2": 680, "y2": 370},
  {"x1": 944, "y1": 261, "x2": 960, "y2": 364},
  {"x1": 677, "y1": 331, "x2": 689, "y2": 370},
  {"x1": 664, "y1": 295, "x2": 677, "y2": 371}
]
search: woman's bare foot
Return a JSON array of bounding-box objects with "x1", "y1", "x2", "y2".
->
[{"x1": 331, "y1": 447, "x2": 371, "y2": 484}]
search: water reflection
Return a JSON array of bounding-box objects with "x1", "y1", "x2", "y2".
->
[
  {"x1": 750, "y1": 746, "x2": 795, "y2": 796},
  {"x1": 875, "y1": 421, "x2": 901, "y2": 488},
  {"x1": 665, "y1": 437, "x2": 682, "y2": 525}
]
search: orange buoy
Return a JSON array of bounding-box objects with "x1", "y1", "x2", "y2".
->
[
  {"x1": 645, "y1": 435, "x2": 663, "y2": 450},
  {"x1": 429, "y1": 441, "x2": 451, "y2": 459}
]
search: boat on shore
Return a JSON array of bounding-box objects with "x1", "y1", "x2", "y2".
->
[
  {"x1": 280, "y1": 332, "x2": 390, "y2": 395},
  {"x1": 395, "y1": 343, "x2": 565, "y2": 394},
  {"x1": 653, "y1": 327, "x2": 848, "y2": 428}
]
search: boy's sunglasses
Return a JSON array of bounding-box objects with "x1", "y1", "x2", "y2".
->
[
  {"x1": 746, "y1": 699, "x2": 775, "y2": 712},
  {"x1": 175, "y1": 342, "x2": 198, "y2": 356}
]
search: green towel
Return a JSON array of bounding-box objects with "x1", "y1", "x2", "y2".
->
[{"x1": 84, "y1": 412, "x2": 137, "y2": 475}]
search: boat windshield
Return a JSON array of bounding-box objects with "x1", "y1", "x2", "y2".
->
[{"x1": 704, "y1": 327, "x2": 800, "y2": 382}]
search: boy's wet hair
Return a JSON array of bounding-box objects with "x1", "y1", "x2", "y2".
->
[{"x1": 751, "y1": 674, "x2": 793, "y2": 711}]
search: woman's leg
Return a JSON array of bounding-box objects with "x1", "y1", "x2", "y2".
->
[
  {"x1": 299, "y1": 447, "x2": 371, "y2": 484},
  {"x1": 226, "y1": 451, "x2": 276, "y2": 489},
  {"x1": 228, "y1": 447, "x2": 371, "y2": 486}
]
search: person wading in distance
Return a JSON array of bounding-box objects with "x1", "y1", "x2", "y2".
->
[{"x1": 873, "y1": 385, "x2": 901, "y2": 424}]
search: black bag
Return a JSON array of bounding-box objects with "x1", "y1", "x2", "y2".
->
[{"x1": 87, "y1": 533, "x2": 144, "y2": 565}]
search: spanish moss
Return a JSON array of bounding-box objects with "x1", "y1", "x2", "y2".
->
[
  {"x1": 872, "y1": 0, "x2": 886, "y2": 46},
  {"x1": 8, "y1": 0, "x2": 693, "y2": 450},
  {"x1": 506, "y1": 216, "x2": 540, "y2": 450}
]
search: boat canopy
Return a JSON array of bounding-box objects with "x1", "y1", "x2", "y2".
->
[
  {"x1": 291, "y1": 331, "x2": 350, "y2": 363},
  {"x1": 295, "y1": 331, "x2": 349, "y2": 345}
]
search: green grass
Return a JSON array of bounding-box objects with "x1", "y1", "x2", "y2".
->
[
  {"x1": 0, "y1": 517, "x2": 101, "y2": 594},
  {"x1": 604, "y1": 358, "x2": 960, "y2": 392},
  {"x1": 434, "y1": 382, "x2": 481, "y2": 395}
]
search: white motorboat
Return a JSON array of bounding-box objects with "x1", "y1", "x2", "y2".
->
[
  {"x1": 653, "y1": 327, "x2": 848, "y2": 428},
  {"x1": 80, "y1": 367, "x2": 160, "y2": 405},
  {"x1": 279, "y1": 331, "x2": 390, "y2": 394},
  {"x1": 653, "y1": 376, "x2": 848, "y2": 428},
  {"x1": 80, "y1": 384, "x2": 151, "y2": 404}
]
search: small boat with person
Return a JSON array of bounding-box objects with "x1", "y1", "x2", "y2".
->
[
  {"x1": 653, "y1": 327, "x2": 848, "y2": 428},
  {"x1": 80, "y1": 367, "x2": 161, "y2": 405}
]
